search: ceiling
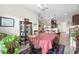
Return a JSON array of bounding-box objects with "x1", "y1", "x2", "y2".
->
[
  {"x1": 23, "y1": 4, "x2": 79, "y2": 20},
  {"x1": 0, "y1": 4, "x2": 79, "y2": 20}
]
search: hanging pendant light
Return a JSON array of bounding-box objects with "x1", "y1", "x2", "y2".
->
[{"x1": 37, "y1": 4, "x2": 48, "y2": 11}]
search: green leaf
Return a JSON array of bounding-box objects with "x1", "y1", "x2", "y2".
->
[
  {"x1": 71, "y1": 32, "x2": 79, "y2": 37},
  {"x1": 14, "y1": 48, "x2": 20, "y2": 54},
  {"x1": 2, "y1": 48, "x2": 7, "y2": 54}
]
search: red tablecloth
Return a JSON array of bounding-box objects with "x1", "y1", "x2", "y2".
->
[{"x1": 30, "y1": 33, "x2": 57, "y2": 54}]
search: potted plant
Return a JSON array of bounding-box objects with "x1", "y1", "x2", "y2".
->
[
  {"x1": 71, "y1": 31, "x2": 79, "y2": 41},
  {"x1": 0, "y1": 35, "x2": 20, "y2": 54}
]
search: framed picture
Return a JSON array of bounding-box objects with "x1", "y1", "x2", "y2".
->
[{"x1": 0, "y1": 17, "x2": 15, "y2": 27}]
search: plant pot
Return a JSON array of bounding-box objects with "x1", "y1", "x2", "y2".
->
[
  {"x1": 8, "y1": 48, "x2": 15, "y2": 54},
  {"x1": 76, "y1": 35, "x2": 79, "y2": 41}
]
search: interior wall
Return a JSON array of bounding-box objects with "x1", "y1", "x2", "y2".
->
[
  {"x1": 57, "y1": 16, "x2": 72, "y2": 33},
  {"x1": 0, "y1": 5, "x2": 38, "y2": 36},
  {"x1": 57, "y1": 16, "x2": 72, "y2": 54}
]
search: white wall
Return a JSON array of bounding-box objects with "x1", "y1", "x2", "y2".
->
[
  {"x1": 57, "y1": 16, "x2": 72, "y2": 54},
  {"x1": 57, "y1": 16, "x2": 72, "y2": 34},
  {"x1": 0, "y1": 5, "x2": 38, "y2": 36}
]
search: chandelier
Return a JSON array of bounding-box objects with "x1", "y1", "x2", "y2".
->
[
  {"x1": 37, "y1": 4, "x2": 56, "y2": 20},
  {"x1": 37, "y1": 4, "x2": 48, "y2": 11}
]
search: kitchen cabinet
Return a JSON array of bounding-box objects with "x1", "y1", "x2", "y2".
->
[{"x1": 72, "y1": 14, "x2": 79, "y2": 25}]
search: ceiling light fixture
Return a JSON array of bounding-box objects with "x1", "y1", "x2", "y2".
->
[{"x1": 37, "y1": 4, "x2": 48, "y2": 11}]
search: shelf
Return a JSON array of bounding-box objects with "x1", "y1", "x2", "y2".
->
[
  {"x1": 20, "y1": 36, "x2": 25, "y2": 38},
  {"x1": 20, "y1": 20, "x2": 32, "y2": 45}
]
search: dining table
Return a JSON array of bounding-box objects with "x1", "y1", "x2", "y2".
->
[{"x1": 28, "y1": 32, "x2": 57, "y2": 54}]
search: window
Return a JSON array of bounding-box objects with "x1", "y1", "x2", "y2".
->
[{"x1": 0, "y1": 17, "x2": 15, "y2": 27}]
